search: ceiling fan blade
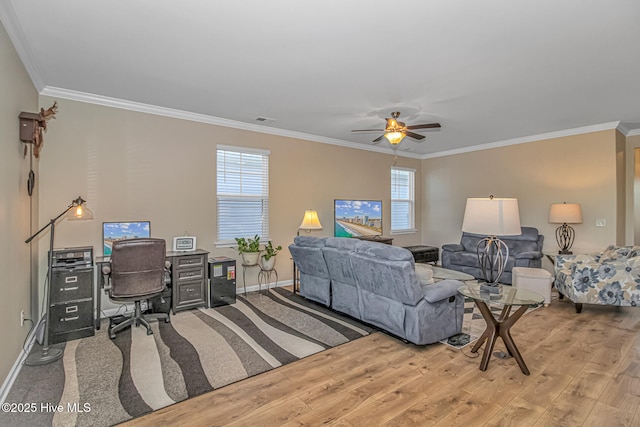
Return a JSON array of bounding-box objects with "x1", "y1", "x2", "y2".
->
[
  {"x1": 372, "y1": 135, "x2": 385, "y2": 143},
  {"x1": 352, "y1": 129, "x2": 384, "y2": 132},
  {"x1": 405, "y1": 123, "x2": 441, "y2": 130},
  {"x1": 405, "y1": 131, "x2": 426, "y2": 140}
]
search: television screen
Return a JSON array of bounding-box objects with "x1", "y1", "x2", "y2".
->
[
  {"x1": 334, "y1": 199, "x2": 382, "y2": 237},
  {"x1": 103, "y1": 221, "x2": 151, "y2": 256}
]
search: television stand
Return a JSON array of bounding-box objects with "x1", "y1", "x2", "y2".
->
[{"x1": 354, "y1": 235, "x2": 393, "y2": 245}]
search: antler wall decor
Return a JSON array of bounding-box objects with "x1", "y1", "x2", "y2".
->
[{"x1": 19, "y1": 101, "x2": 58, "y2": 159}]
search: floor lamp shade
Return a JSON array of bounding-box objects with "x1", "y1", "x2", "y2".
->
[{"x1": 462, "y1": 197, "x2": 521, "y2": 286}]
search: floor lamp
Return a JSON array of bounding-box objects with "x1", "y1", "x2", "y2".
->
[
  {"x1": 462, "y1": 196, "x2": 521, "y2": 291},
  {"x1": 25, "y1": 196, "x2": 93, "y2": 366}
]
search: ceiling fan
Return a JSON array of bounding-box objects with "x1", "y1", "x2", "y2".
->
[{"x1": 351, "y1": 111, "x2": 441, "y2": 145}]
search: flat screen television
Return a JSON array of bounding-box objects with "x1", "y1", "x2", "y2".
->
[
  {"x1": 334, "y1": 199, "x2": 382, "y2": 238},
  {"x1": 103, "y1": 221, "x2": 151, "y2": 256}
]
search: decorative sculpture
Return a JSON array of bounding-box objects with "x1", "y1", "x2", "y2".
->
[{"x1": 19, "y1": 101, "x2": 58, "y2": 158}]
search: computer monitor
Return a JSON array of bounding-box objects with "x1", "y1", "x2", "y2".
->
[{"x1": 102, "y1": 221, "x2": 151, "y2": 256}]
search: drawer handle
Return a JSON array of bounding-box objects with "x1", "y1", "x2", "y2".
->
[
  {"x1": 62, "y1": 286, "x2": 79, "y2": 291},
  {"x1": 63, "y1": 316, "x2": 79, "y2": 322},
  {"x1": 65, "y1": 306, "x2": 78, "y2": 313},
  {"x1": 65, "y1": 276, "x2": 78, "y2": 283}
]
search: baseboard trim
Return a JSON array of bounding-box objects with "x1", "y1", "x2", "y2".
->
[
  {"x1": 98, "y1": 280, "x2": 294, "y2": 320},
  {"x1": 0, "y1": 317, "x2": 44, "y2": 404}
]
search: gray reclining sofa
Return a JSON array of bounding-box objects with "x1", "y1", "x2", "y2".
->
[
  {"x1": 441, "y1": 226, "x2": 544, "y2": 285},
  {"x1": 289, "y1": 236, "x2": 464, "y2": 345}
]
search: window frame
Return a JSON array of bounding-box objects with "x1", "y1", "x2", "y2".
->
[
  {"x1": 390, "y1": 166, "x2": 416, "y2": 234},
  {"x1": 215, "y1": 145, "x2": 270, "y2": 247}
]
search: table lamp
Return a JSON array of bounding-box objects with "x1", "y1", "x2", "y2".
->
[
  {"x1": 548, "y1": 202, "x2": 582, "y2": 254},
  {"x1": 298, "y1": 209, "x2": 323, "y2": 236},
  {"x1": 462, "y1": 196, "x2": 521, "y2": 289}
]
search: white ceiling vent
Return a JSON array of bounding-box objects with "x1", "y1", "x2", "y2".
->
[{"x1": 255, "y1": 117, "x2": 276, "y2": 124}]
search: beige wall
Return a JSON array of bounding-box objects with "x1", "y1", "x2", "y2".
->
[
  {"x1": 421, "y1": 130, "x2": 619, "y2": 263},
  {"x1": 37, "y1": 96, "x2": 423, "y2": 311},
  {"x1": 0, "y1": 22, "x2": 39, "y2": 386},
  {"x1": 624, "y1": 134, "x2": 640, "y2": 244}
]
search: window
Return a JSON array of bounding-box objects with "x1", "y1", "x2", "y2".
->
[
  {"x1": 391, "y1": 167, "x2": 415, "y2": 233},
  {"x1": 216, "y1": 145, "x2": 270, "y2": 246}
]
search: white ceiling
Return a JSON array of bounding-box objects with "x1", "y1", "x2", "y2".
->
[{"x1": 2, "y1": 0, "x2": 640, "y2": 158}]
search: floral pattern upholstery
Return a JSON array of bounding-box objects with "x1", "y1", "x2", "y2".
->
[{"x1": 555, "y1": 245, "x2": 640, "y2": 308}]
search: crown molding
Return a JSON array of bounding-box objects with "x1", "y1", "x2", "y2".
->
[
  {"x1": 40, "y1": 86, "x2": 422, "y2": 159},
  {"x1": 421, "y1": 121, "x2": 621, "y2": 159},
  {"x1": 0, "y1": 1, "x2": 45, "y2": 91},
  {"x1": 628, "y1": 129, "x2": 640, "y2": 137}
]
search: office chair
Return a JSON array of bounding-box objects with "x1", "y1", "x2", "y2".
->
[{"x1": 102, "y1": 238, "x2": 171, "y2": 339}]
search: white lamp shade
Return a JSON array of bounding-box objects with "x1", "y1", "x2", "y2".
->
[
  {"x1": 462, "y1": 197, "x2": 521, "y2": 236},
  {"x1": 548, "y1": 203, "x2": 583, "y2": 224},
  {"x1": 299, "y1": 210, "x2": 323, "y2": 231}
]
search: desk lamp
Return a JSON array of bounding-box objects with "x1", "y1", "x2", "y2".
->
[
  {"x1": 297, "y1": 210, "x2": 323, "y2": 236},
  {"x1": 462, "y1": 196, "x2": 521, "y2": 290},
  {"x1": 25, "y1": 196, "x2": 93, "y2": 365},
  {"x1": 548, "y1": 202, "x2": 582, "y2": 254}
]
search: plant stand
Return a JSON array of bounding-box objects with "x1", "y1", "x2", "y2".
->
[{"x1": 257, "y1": 267, "x2": 278, "y2": 294}]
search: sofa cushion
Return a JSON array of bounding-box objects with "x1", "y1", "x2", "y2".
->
[{"x1": 415, "y1": 263, "x2": 434, "y2": 285}]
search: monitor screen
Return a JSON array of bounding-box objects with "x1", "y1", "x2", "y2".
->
[
  {"x1": 334, "y1": 199, "x2": 382, "y2": 237},
  {"x1": 103, "y1": 221, "x2": 151, "y2": 256}
]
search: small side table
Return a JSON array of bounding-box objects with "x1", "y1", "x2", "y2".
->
[
  {"x1": 458, "y1": 283, "x2": 544, "y2": 375},
  {"x1": 404, "y1": 245, "x2": 439, "y2": 264}
]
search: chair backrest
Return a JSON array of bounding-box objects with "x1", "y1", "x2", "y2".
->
[
  {"x1": 109, "y1": 238, "x2": 166, "y2": 299},
  {"x1": 461, "y1": 226, "x2": 543, "y2": 255}
]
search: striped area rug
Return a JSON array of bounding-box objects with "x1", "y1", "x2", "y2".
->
[{"x1": 1, "y1": 288, "x2": 373, "y2": 427}]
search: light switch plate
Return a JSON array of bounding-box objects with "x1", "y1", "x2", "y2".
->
[{"x1": 596, "y1": 218, "x2": 606, "y2": 227}]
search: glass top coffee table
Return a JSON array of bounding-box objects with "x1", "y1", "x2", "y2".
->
[
  {"x1": 430, "y1": 266, "x2": 474, "y2": 281},
  {"x1": 458, "y1": 282, "x2": 544, "y2": 375}
]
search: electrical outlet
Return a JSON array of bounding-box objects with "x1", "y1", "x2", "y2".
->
[
  {"x1": 20, "y1": 310, "x2": 25, "y2": 327},
  {"x1": 596, "y1": 218, "x2": 606, "y2": 227}
]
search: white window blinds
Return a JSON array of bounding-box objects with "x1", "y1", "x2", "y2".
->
[
  {"x1": 216, "y1": 146, "x2": 270, "y2": 245},
  {"x1": 391, "y1": 167, "x2": 415, "y2": 232}
]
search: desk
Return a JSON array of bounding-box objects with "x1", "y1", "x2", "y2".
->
[
  {"x1": 96, "y1": 249, "x2": 209, "y2": 325},
  {"x1": 458, "y1": 283, "x2": 544, "y2": 375}
]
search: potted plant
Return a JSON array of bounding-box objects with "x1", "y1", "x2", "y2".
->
[
  {"x1": 235, "y1": 235, "x2": 261, "y2": 266},
  {"x1": 260, "y1": 241, "x2": 282, "y2": 271}
]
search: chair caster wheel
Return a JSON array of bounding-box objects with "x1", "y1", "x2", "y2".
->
[
  {"x1": 109, "y1": 332, "x2": 116, "y2": 340},
  {"x1": 165, "y1": 317, "x2": 171, "y2": 323},
  {"x1": 146, "y1": 329, "x2": 153, "y2": 335}
]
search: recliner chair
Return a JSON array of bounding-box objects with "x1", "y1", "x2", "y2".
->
[{"x1": 102, "y1": 238, "x2": 171, "y2": 339}]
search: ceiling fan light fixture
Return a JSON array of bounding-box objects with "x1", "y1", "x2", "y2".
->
[{"x1": 384, "y1": 131, "x2": 405, "y2": 145}]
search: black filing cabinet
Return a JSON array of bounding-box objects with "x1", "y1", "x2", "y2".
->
[
  {"x1": 209, "y1": 257, "x2": 236, "y2": 307},
  {"x1": 49, "y1": 247, "x2": 95, "y2": 344}
]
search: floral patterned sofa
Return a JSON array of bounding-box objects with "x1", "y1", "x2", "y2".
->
[{"x1": 555, "y1": 245, "x2": 640, "y2": 312}]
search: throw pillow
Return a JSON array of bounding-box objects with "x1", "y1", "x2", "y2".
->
[{"x1": 415, "y1": 263, "x2": 434, "y2": 285}]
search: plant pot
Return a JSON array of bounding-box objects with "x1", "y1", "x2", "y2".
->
[
  {"x1": 241, "y1": 251, "x2": 260, "y2": 266},
  {"x1": 260, "y1": 255, "x2": 276, "y2": 271}
]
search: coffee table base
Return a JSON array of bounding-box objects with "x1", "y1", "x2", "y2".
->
[{"x1": 470, "y1": 301, "x2": 532, "y2": 375}]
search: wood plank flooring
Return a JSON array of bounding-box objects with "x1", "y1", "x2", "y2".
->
[{"x1": 121, "y1": 298, "x2": 640, "y2": 426}]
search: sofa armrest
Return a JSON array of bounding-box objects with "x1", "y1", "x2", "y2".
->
[
  {"x1": 422, "y1": 279, "x2": 463, "y2": 303},
  {"x1": 515, "y1": 251, "x2": 542, "y2": 260},
  {"x1": 442, "y1": 244, "x2": 464, "y2": 253}
]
